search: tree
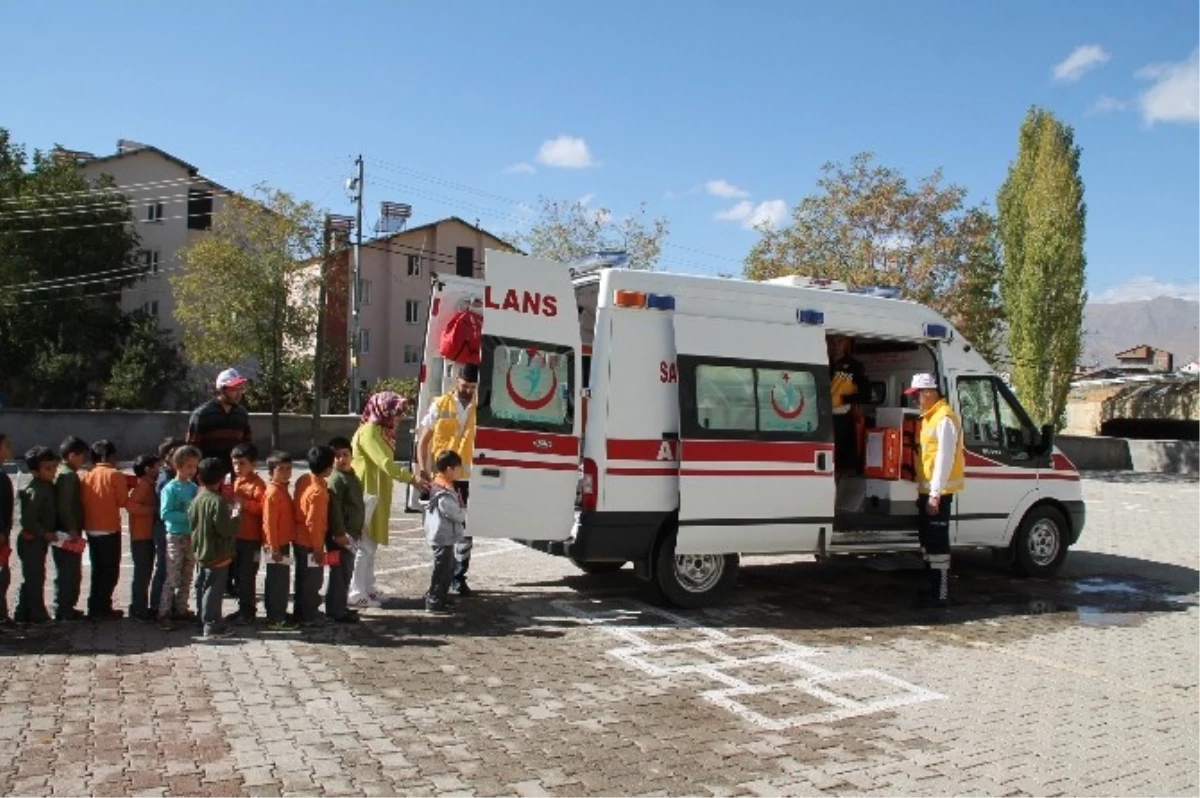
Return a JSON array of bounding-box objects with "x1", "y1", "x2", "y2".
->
[
  {"x1": 102, "y1": 312, "x2": 187, "y2": 409},
  {"x1": 0, "y1": 128, "x2": 144, "y2": 407},
  {"x1": 997, "y1": 108, "x2": 1087, "y2": 427},
  {"x1": 519, "y1": 197, "x2": 669, "y2": 270},
  {"x1": 173, "y1": 186, "x2": 324, "y2": 447},
  {"x1": 743, "y1": 152, "x2": 1002, "y2": 328},
  {"x1": 942, "y1": 208, "x2": 1006, "y2": 365}
]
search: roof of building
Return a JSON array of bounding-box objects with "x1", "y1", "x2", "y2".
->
[
  {"x1": 79, "y1": 143, "x2": 200, "y2": 175},
  {"x1": 1115, "y1": 344, "x2": 1172, "y2": 359},
  {"x1": 367, "y1": 215, "x2": 523, "y2": 255}
]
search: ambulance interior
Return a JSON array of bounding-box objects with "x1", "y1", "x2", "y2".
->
[{"x1": 831, "y1": 335, "x2": 938, "y2": 530}]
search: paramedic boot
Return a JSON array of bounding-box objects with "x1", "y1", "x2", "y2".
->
[{"x1": 915, "y1": 567, "x2": 950, "y2": 609}]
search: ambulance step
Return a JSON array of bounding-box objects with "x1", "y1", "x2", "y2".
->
[{"x1": 833, "y1": 514, "x2": 920, "y2": 533}]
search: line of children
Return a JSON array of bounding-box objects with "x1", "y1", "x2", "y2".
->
[{"x1": 0, "y1": 432, "x2": 461, "y2": 633}]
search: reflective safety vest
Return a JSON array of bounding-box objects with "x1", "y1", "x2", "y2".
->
[
  {"x1": 915, "y1": 398, "x2": 965, "y2": 495},
  {"x1": 429, "y1": 392, "x2": 476, "y2": 477}
]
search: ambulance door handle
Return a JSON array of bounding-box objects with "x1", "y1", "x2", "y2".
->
[
  {"x1": 816, "y1": 451, "x2": 830, "y2": 472},
  {"x1": 662, "y1": 432, "x2": 679, "y2": 441}
]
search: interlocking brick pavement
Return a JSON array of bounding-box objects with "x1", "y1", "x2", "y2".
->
[{"x1": 0, "y1": 471, "x2": 1196, "y2": 796}]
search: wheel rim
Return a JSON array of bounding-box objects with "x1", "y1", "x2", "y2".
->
[
  {"x1": 674, "y1": 554, "x2": 724, "y2": 593},
  {"x1": 1027, "y1": 518, "x2": 1061, "y2": 566}
]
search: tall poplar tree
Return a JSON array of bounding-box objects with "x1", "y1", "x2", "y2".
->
[{"x1": 997, "y1": 107, "x2": 1088, "y2": 427}]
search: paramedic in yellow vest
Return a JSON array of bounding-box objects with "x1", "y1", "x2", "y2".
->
[
  {"x1": 416, "y1": 363, "x2": 478, "y2": 597},
  {"x1": 828, "y1": 336, "x2": 871, "y2": 480},
  {"x1": 904, "y1": 373, "x2": 966, "y2": 608}
]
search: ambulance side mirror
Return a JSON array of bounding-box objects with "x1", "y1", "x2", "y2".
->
[{"x1": 1035, "y1": 423, "x2": 1055, "y2": 456}]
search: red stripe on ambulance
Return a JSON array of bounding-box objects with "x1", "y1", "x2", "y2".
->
[{"x1": 475, "y1": 428, "x2": 579, "y2": 457}]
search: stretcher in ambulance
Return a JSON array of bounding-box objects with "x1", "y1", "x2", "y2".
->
[{"x1": 412, "y1": 251, "x2": 1086, "y2": 608}]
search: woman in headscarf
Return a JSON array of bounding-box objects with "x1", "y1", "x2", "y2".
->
[{"x1": 348, "y1": 391, "x2": 424, "y2": 608}]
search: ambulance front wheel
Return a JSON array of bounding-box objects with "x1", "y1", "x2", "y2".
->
[
  {"x1": 568, "y1": 556, "x2": 626, "y2": 575},
  {"x1": 654, "y1": 532, "x2": 739, "y2": 609},
  {"x1": 1011, "y1": 505, "x2": 1069, "y2": 578}
]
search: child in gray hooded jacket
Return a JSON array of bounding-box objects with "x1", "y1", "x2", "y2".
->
[{"x1": 423, "y1": 450, "x2": 466, "y2": 612}]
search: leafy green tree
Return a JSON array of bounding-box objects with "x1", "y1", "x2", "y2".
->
[
  {"x1": 997, "y1": 108, "x2": 1087, "y2": 427},
  {"x1": 743, "y1": 152, "x2": 1001, "y2": 326},
  {"x1": 102, "y1": 313, "x2": 187, "y2": 409},
  {"x1": 0, "y1": 128, "x2": 143, "y2": 407},
  {"x1": 943, "y1": 208, "x2": 1006, "y2": 365},
  {"x1": 173, "y1": 186, "x2": 324, "y2": 446},
  {"x1": 519, "y1": 196, "x2": 669, "y2": 270},
  {"x1": 368, "y1": 377, "x2": 419, "y2": 412}
]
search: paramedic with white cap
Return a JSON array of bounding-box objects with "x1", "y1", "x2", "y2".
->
[{"x1": 904, "y1": 373, "x2": 966, "y2": 607}]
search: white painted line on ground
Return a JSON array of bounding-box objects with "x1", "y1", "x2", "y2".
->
[{"x1": 551, "y1": 598, "x2": 944, "y2": 731}]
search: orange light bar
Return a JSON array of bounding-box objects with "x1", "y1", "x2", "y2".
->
[{"x1": 613, "y1": 290, "x2": 647, "y2": 308}]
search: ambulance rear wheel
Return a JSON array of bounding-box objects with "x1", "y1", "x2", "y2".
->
[
  {"x1": 568, "y1": 556, "x2": 626, "y2": 575},
  {"x1": 654, "y1": 533, "x2": 738, "y2": 609}
]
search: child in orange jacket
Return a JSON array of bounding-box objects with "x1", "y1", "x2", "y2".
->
[
  {"x1": 231, "y1": 443, "x2": 266, "y2": 625},
  {"x1": 262, "y1": 451, "x2": 297, "y2": 631},
  {"x1": 292, "y1": 446, "x2": 333, "y2": 628},
  {"x1": 126, "y1": 454, "x2": 161, "y2": 621},
  {"x1": 80, "y1": 440, "x2": 128, "y2": 620}
]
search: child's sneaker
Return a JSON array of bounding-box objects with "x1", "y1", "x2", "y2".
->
[
  {"x1": 157, "y1": 617, "x2": 175, "y2": 631},
  {"x1": 348, "y1": 594, "x2": 381, "y2": 609},
  {"x1": 203, "y1": 625, "x2": 234, "y2": 639},
  {"x1": 265, "y1": 619, "x2": 298, "y2": 632}
]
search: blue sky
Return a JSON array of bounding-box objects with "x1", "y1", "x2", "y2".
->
[{"x1": 2, "y1": 1, "x2": 1197, "y2": 302}]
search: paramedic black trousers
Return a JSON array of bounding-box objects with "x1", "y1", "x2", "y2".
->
[{"x1": 917, "y1": 494, "x2": 953, "y2": 603}]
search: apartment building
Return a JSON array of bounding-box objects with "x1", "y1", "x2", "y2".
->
[
  {"x1": 72, "y1": 139, "x2": 227, "y2": 340},
  {"x1": 320, "y1": 216, "x2": 521, "y2": 387}
]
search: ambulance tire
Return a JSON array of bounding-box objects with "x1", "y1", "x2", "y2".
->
[
  {"x1": 653, "y1": 532, "x2": 738, "y2": 609},
  {"x1": 568, "y1": 557, "x2": 626, "y2": 575},
  {"x1": 1010, "y1": 505, "x2": 1069, "y2": 578}
]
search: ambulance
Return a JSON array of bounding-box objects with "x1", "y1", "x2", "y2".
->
[{"x1": 412, "y1": 250, "x2": 1086, "y2": 608}]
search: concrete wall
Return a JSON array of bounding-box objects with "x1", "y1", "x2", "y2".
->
[
  {"x1": 1057, "y1": 434, "x2": 1198, "y2": 474},
  {"x1": 0, "y1": 410, "x2": 415, "y2": 463}
]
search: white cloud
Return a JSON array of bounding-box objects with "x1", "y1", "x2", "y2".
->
[
  {"x1": 715, "y1": 199, "x2": 789, "y2": 230},
  {"x1": 578, "y1": 192, "x2": 596, "y2": 207},
  {"x1": 1053, "y1": 45, "x2": 1111, "y2": 82},
  {"x1": 535, "y1": 136, "x2": 599, "y2": 168},
  {"x1": 1135, "y1": 49, "x2": 1199, "y2": 125},
  {"x1": 1090, "y1": 95, "x2": 1129, "y2": 114},
  {"x1": 503, "y1": 161, "x2": 536, "y2": 175},
  {"x1": 1092, "y1": 276, "x2": 1200, "y2": 303},
  {"x1": 704, "y1": 179, "x2": 750, "y2": 199}
]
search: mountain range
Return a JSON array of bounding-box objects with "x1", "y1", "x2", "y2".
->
[{"x1": 1081, "y1": 297, "x2": 1199, "y2": 368}]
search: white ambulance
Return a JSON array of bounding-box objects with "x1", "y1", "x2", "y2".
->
[{"x1": 412, "y1": 251, "x2": 1086, "y2": 608}]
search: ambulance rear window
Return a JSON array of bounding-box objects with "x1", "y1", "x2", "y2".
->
[
  {"x1": 680, "y1": 355, "x2": 832, "y2": 442},
  {"x1": 478, "y1": 335, "x2": 575, "y2": 434}
]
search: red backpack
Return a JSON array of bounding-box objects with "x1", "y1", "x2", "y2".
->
[{"x1": 438, "y1": 309, "x2": 482, "y2": 365}]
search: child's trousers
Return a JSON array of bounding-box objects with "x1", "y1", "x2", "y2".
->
[
  {"x1": 15, "y1": 536, "x2": 50, "y2": 623},
  {"x1": 324, "y1": 543, "x2": 355, "y2": 619},
  {"x1": 291, "y1": 546, "x2": 322, "y2": 623},
  {"x1": 158, "y1": 534, "x2": 195, "y2": 620},
  {"x1": 51, "y1": 545, "x2": 82, "y2": 617},
  {"x1": 196, "y1": 564, "x2": 229, "y2": 630},
  {"x1": 264, "y1": 546, "x2": 291, "y2": 622},
  {"x1": 128, "y1": 538, "x2": 155, "y2": 618},
  {"x1": 235, "y1": 539, "x2": 261, "y2": 619},
  {"x1": 426, "y1": 544, "x2": 456, "y2": 608},
  {"x1": 86, "y1": 531, "x2": 121, "y2": 617}
]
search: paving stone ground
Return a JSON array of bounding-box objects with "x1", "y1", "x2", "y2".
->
[{"x1": 0, "y1": 471, "x2": 1196, "y2": 796}]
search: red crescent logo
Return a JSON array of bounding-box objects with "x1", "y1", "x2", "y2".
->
[
  {"x1": 770, "y1": 386, "x2": 805, "y2": 419},
  {"x1": 505, "y1": 359, "x2": 559, "y2": 410}
]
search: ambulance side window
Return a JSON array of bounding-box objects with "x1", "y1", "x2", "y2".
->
[
  {"x1": 477, "y1": 335, "x2": 575, "y2": 434},
  {"x1": 682, "y1": 356, "x2": 831, "y2": 441},
  {"x1": 956, "y1": 377, "x2": 1037, "y2": 463}
]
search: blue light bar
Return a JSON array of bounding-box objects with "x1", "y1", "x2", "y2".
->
[
  {"x1": 797, "y1": 309, "x2": 825, "y2": 325},
  {"x1": 924, "y1": 323, "x2": 952, "y2": 340},
  {"x1": 646, "y1": 293, "x2": 676, "y2": 311}
]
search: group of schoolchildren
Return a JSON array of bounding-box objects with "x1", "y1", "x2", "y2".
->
[{"x1": 0, "y1": 429, "x2": 469, "y2": 640}]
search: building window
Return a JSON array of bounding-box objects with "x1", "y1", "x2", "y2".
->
[
  {"x1": 146, "y1": 202, "x2": 164, "y2": 222},
  {"x1": 456, "y1": 246, "x2": 474, "y2": 277},
  {"x1": 405, "y1": 299, "x2": 420, "y2": 324},
  {"x1": 407, "y1": 254, "x2": 421, "y2": 276},
  {"x1": 141, "y1": 250, "x2": 160, "y2": 274},
  {"x1": 404, "y1": 344, "x2": 421, "y2": 364},
  {"x1": 187, "y1": 189, "x2": 213, "y2": 230},
  {"x1": 141, "y1": 300, "x2": 159, "y2": 317},
  {"x1": 359, "y1": 279, "x2": 372, "y2": 306},
  {"x1": 359, "y1": 329, "x2": 371, "y2": 354}
]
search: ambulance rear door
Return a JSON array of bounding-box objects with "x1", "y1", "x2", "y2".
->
[
  {"x1": 674, "y1": 312, "x2": 835, "y2": 555},
  {"x1": 467, "y1": 250, "x2": 581, "y2": 541}
]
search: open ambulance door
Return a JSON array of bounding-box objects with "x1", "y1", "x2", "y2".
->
[
  {"x1": 674, "y1": 314, "x2": 835, "y2": 556},
  {"x1": 466, "y1": 250, "x2": 580, "y2": 541}
]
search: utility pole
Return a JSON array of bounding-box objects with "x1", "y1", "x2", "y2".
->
[{"x1": 348, "y1": 155, "x2": 365, "y2": 413}]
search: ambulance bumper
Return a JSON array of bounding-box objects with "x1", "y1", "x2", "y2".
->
[
  {"x1": 1063, "y1": 500, "x2": 1085, "y2": 544},
  {"x1": 567, "y1": 511, "x2": 667, "y2": 562}
]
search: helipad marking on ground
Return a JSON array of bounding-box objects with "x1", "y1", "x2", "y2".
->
[{"x1": 552, "y1": 598, "x2": 944, "y2": 731}]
